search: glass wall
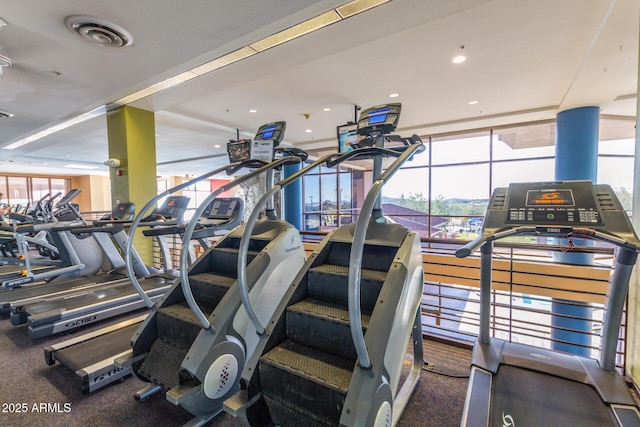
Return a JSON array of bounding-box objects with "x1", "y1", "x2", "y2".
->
[
  {"x1": 303, "y1": 117, "x2": 635, "y2": 238},
  {"x1": 0, "y1": 175, "x2": 70, "y2": 213},
  {"x1": 302, "y1": 165, "x2": 364, "y2": 231}
]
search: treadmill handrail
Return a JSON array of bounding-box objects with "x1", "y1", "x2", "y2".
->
[
  {"x1": 235, "y1": 145, "x2": 402, "y2": 335},
  {"x1": 125, "y1": 159, "x2": 256, "y2": 308},
  {"x1": 179, "y1": 156, "x2": 303, "y2": 330},
  {"x1": 455, "y1": 226, "x2": 636, "y2": 258},
  {"x1": 347, "y1": 140, "x2": 425, "y2": 370}
]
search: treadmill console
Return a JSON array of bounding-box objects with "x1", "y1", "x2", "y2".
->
[
  {"x1": 143, "y1": 195, "x2": 190, "y2": 223},
  {"x1": 505, "y1": 181, "x2": 602, "y2": 226},
  {"x1": 204, "y1": 197, "x2": 242, "y2": 220}
]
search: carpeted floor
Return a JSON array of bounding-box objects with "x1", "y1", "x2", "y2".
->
[{"x1": 0, "y1": 310, "x2": 471, "y2": 427}]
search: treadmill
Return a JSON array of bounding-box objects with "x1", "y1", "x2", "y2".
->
[
  {"x1": 456, "y1": 180, "x2": 640, "y2": 427},
  {"x1": 10, "y1": 196, "x2": 190, "y2": 339},
  {"x1": 0, "y1": 202, "x2": 137, "y2": 317},
  {"x1": 0, "y1": 189, "x2": 90, "y2": 287},
  {"x1": 43, "y1": 197, "x2": 244, "y2": 394}
]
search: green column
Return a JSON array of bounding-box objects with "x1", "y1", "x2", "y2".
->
[{"x1": 106, "y1": 105, "x2": 157, "y2": 264}]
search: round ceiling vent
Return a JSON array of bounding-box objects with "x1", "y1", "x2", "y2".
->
[{"x1": 65, "y1": 16, "x2": 133, "y2": 47}]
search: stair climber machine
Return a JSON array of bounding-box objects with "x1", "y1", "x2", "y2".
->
[
  {"x1": 0, "y1": 189, "x2": 101, "y2": 289},
  {"x1": 217, "y1": 103, "x2": 426, "y2": 427},
  {"x1": 456, "y1": 181, "x2": 640, "y2": 427},
  {"x1": 10, "y1": 196, "x2": 190, "y2": 339},
  {"x1": 114, "y1": 121, "x2": 308, "y2": 424},
  {"x1": 43, "y1": 197, "x2": 244, "y2": 394},
  {"x1": 0, "y1": 201, "x2": 137, "y2": 317}
]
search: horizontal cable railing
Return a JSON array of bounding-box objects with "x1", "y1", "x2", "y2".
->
[
  {"x1": 150, "y1": 230, "x2": 627, "y2": 371},
  {"x1": 419, "y1": 242, "x2": 625, "y2": 370}
]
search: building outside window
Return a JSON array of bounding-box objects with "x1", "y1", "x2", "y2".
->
[{"x1": 303, "y1": 117, "x2": 635, "y2": 239}]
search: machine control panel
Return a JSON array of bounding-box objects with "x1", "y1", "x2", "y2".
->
[
  {"x1": 357, "y1": 103, "x2": 401, "y2": 136},
  {"x1": 505, "y1": 181, "x2": 603, "y2": 226},
  {"x1": 205, "y1": 198, "x2": 240, "y2": 219}
]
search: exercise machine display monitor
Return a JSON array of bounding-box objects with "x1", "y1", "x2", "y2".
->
[
  {"x1": 356, "y1": 103, "x2": 401, "y2": 136},
  {"x1": 337, "y1": 122, "x2": 359, "y2": 153},
  {"x1": 226, "y1": 121, "x2": 287, "y2": 164},
  {"x1": 504, "y1": 181, "x2": 602, "y2": 226}
]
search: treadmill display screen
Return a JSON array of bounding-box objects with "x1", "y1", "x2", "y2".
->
[
  {"x1": 209, "y1": 199, "x2": 236, "y2": 218},
  {"x1": 526, "y1": 189, "x2": 575, "y2": 206}
]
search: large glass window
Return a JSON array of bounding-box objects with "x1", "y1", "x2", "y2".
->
[
  {"x1": 0, "y1": 175, "x2": 71, "y2": 212},
  {"x1": 598, "y1": 118, "x2": 635, "y2": 214},
  {"x1": 302, "y1": 165, "x2": 361, "y2": 231},
  {"x1": 492, "y1": 122, "x2": 556, "y2": 160},
  {"x1": 492, "y1": 158, "x2": 555, "y2": 190},
  {"x1": 431, "y1": 132, "x2": 490, "y2": 165},
  {"x1": 31, "y1": 178, "x2": 51, "y2": 202},
  {"x1": 7, "y1": 177, "x2": 29, "y2": 208},
  {"x1": 50, "y1": 179, "x2": 70, "y2": 198},
  {"x1": 304, "y1": 118, "x2": 635, "y2": 239}
]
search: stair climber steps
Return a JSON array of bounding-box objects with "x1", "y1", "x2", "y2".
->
[
  {"x1": 307, "y1": 264, "x2": 386, "y2": 313},
  {"x1": 260, "y1": 339, "x2": 355, "y2": 426},
  {"x1": 137, "y1": 253, "x2": 247, "y2": 394},
  {"x1": 286, "y1": 299, "x2": 370, "y2": 361},
  {"x1": 137, "y1": 336, "x2": 190, "y2": 390},
  {"x1": 188, "y1": 271, "x2": 236, "y2": 310},
  {"x1": 208, "y1": 247, "x2": 258, "y2": 277}
]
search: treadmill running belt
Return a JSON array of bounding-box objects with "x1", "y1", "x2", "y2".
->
[
  {"x1": 491, "y1": 365, "x2": 618, "y2": 426},
  {"x1": 54, "y1": 323, "x2": 141, "y2": 372}
]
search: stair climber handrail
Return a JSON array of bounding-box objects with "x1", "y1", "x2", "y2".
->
[
  {"x1": 236, "y1": 145, "x2": 416, "y2": 335},
  {"x1": 125, "y1": 159, "x2": 268, "y2": 308},
  {"x1": 179, "y1": 156, "x2": 303, "y2": 331},
  {"x1": 323, "y1": 146, "x2": 405, "y2": 168},
  {"x1": 237, "y1": 150, "x2": 368, "y2": 334},
  {"x1": 347, "y1": 139, "x2": 425, "y2": 370}
]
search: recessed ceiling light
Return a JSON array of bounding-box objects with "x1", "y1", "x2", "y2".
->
[
  {"x1": 389, "y1": 93, "x2": 399, "y2": 98},
  {"x1": 249, "y1": 109, "x2": 257, "y2": 113},
  {"x1": 468, "y1": 100, "x2": 478, "y2": 105},
  {"x1": 305, "y1": 129, "x2": 313, "y2": 133},
  {"x1": 452, "y1": 44, "x2": 466, "y2": 64},
  {"x1": 322, "y1": 107, "x2": 331, "y2": 112},
  {"x1": 214, "y1": 144, "x2": 221, "y2": 148}
]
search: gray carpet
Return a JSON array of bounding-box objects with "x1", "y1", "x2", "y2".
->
[{"x1": 0, "y1": 310, "x2": 470, "y2": 427}]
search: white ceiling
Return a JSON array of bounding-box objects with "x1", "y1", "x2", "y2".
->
[{"x1": 0, "y1": 0, "x2": 637, "y2": 177}]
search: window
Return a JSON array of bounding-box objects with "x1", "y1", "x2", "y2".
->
[
  {"x1": 305, "y1": 117, "x2": 635, "y2": 240},
  {"x1": 302, "y1": 164, "x2": 362, "y2": 231}
]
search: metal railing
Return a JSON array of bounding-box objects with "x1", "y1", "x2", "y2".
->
[
  {"x1": 150, "y1": 230, "x2": 628, "y2": 371},
  {"x1": 419, "y1": 242, "x2": 625, "y2": 369}
]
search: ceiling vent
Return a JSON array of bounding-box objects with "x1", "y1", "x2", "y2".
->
[
  {"x1": 65, "y1": 16, "x2": 133, "y2": 47},
  {"x1": 0, "y1": 111, "x2": 14, "y2": 118}
]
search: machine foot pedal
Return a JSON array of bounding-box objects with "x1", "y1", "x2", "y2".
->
[{"x1": 223, "y1": 389, "x2": 261, "y2": 418}]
